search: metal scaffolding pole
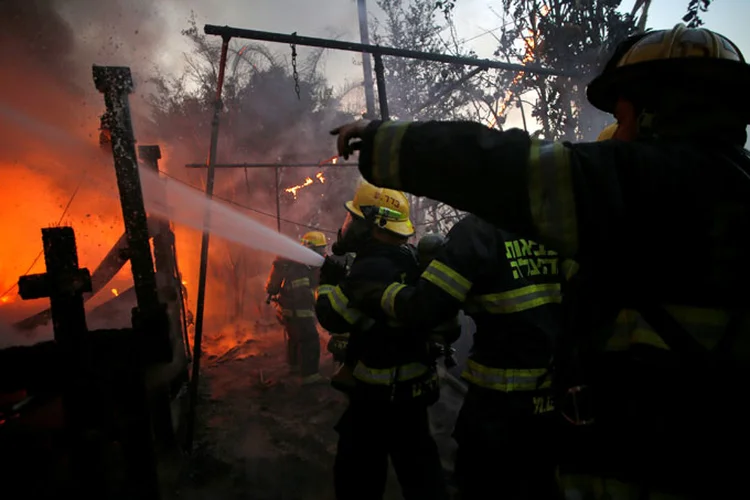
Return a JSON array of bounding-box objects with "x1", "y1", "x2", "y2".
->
[
  {"x1": 373, "y1": 53, "x2": 389, "y2": 120},
  {"x1": 357, "y1": 0, "x2": 376, "y2": 118},
  {"x1": 274, "y1": 167, "x2": 281, "y2": 233},
  {"x1": 185, "y1": 35, "x2": 231, "y2": 453},
  {"x1": 203, "y1": 25, "x2": 579, "y2": 77}
]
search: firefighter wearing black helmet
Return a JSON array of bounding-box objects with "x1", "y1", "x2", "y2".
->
[{"x1": 333, "y1": 24, "x2": 750, "y2": 499}]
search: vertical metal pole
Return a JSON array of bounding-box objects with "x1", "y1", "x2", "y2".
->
[
  {"x1": 275, "y1": 166, "x2": 282, "y2": 233},
  {"x1": 373, "y1": 53, "x2": 390, "y2": 120},
  {"x1": 186, "y1": 35, "x2": 231, "y2": 453},
  {"x1": 357, "y1": 0, "x2": 376, "y2": 118}
]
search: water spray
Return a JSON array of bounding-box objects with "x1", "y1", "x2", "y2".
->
[{"x1": 138, "y1": 167, "x2": 325, "y2": 267}]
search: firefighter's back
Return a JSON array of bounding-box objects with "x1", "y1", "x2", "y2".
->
[
  {"x1": 346, "y1": 242, "x2": 438, "y2": 404},
  {"x1": 562, "y1": 140, "x2": 750, "y2": 496}
]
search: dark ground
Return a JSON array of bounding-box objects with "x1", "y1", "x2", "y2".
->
[{"x1": 161, "y1": 324, "x2": 466, "y2": 500}]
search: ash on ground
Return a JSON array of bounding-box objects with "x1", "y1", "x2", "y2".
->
[{"x1": 163, "y1": 323, "x2": 464, "y2": 500}]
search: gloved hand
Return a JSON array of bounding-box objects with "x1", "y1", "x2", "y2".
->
[
  {"x1": 319, "y1": 256, "x2": 348, "y2": 286},
  {"x1": 342, "y1": 280, "x2": 389, "y2": 315}
]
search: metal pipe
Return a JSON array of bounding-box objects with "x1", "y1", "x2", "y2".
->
[
  {"x1": 185, "y1": 162, "x2": 359, "y2": 169},
  {"x1": 186, "y1": 35, "x2": 231, "y2": 453},
  {"x1": 357, "y1": 0, "x2": 376, "y2": 118},
  {"x1": 203, "y1": 25, "x2": 579, "y2": 77},
  {"x1": 274, "y1": 167, "x2": 281, "y2": 233},
  {"x1": 373, "y1": 53, "x2": 389, "y2": 120}
]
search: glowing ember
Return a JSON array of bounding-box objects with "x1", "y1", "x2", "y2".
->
[
  {"x1": 284, "y1": 171, "x2": 326, "y2": 199},
  {"x1": 0, "y1": 296, "x2": 9, "y2": 304},
  {"x1": 285, "y1": 177, "x2": 314, "y2": 199},
  {"x1": 111, "y1": 288, "x2": 119, "y2": 297},
  {"x1": 331, "y1": 157, "x2": 338, "y2": 165}
]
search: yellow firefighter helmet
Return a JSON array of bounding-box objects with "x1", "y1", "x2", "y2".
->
[
  {"x1": 597, "y1": 123, "x2": 618, "y2": 141},
  {"x1": 301, "y1": 231, "x2": 327, "y2": 248},
  {"x1": 344, "y1": 181, "x2": 414, "y2": 237},
  {"x1": 587, "y1": 23, "x2": 750, "y2": 115}
]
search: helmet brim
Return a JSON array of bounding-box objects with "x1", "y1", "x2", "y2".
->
[{"x1": 587, "y1": 58, "x2": 750, "y2": 121}]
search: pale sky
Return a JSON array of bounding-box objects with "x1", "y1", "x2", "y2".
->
[{"x1": 146, "y1": 0, "x2": 750, "y2": 132}]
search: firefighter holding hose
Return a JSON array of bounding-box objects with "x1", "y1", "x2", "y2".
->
[
  {"x1": 332, "y1": 24, "x2": 750, "y2": 499},
  {"x1": 265, "y1": 231, "x2": 327, "y2": 385},
  {"x1": 315, "y1": 181, "x2": 449, "y2": 500}
]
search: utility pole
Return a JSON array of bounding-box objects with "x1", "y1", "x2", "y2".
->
[{"x1": 357, "y1": 0, "x2": 377, "y2": 118}]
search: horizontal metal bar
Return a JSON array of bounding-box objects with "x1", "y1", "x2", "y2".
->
[
  {"x1": 204, "y1": 25, "x2": 579, "y2": 78},
  {"x1": 185, "y1": 162, "x2": 359, "y2": 169}
]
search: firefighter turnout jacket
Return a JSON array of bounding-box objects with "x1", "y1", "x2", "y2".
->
[
  {"x1": 363, "y1": 214, "x2": 562, "y2": 395},
  {"x1": 316, "y1": 242, "x2": 441, "y2": 402},
  {"x1": 266, "y1": 257, "x2": 318, "y2": 320},
  {"x1": 353, "y1": 119, "x2": 750, "y2": 495}
]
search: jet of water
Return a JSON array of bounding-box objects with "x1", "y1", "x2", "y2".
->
[
  {"x1": 139, "y1": 167, "x2": 325, "y2": 267},
  {"x1": 0, "y1": 100, "x2": 325, "y2": 267}
]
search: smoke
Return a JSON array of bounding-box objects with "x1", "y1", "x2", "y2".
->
[{"x1": 0, "y1": 0, "x2": 362, "y2": 350}]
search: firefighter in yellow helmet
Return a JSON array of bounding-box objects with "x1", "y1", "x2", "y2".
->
[
  {"x1": 265, "y1": 230, "x2": 327, "y2": 384},
  {"x1": 333, "y1": 24, "x2": 750, "y2": 499},
  {"x1": 315, "y1": 181, "x2": 450, "y2": 499}
]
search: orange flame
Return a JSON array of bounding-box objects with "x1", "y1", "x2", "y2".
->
[
  {"x1": 111, "y1": 288, "x2": 119, "y2": 297},
  {"x1": 284, "y1": 170, "x2": 327, "y2": 199},
  {"x1": 487, "y1": 3, "x2": 549, "y2": 129}
]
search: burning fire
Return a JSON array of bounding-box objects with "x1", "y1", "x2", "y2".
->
[
  {"x1": 284, "y1": 156, "x2": 337, "y2": 199},
  {"x1": 487, "y1": 3, "x2": 550, "y2": 129},
  {"x1": 111, "y1": 288, "x2": 119, "y2": 297}
]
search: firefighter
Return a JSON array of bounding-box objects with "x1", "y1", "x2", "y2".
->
[
  {"x1": 331, "y1": 24, "x2": 750, "y2": 498},
  {"x1": 315, "y1": 181, "x2": 449, "y2": 500},
  {"x1": 265, "y1": 231, "x2": 327, "y2": 385},
  {"x1": 345, "y1": 215, "x2": 564, "y2": 499}
]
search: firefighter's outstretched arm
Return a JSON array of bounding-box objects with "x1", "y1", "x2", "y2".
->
[{"x1": 336, "y1": 120, "x2": 595, "y2": 257}]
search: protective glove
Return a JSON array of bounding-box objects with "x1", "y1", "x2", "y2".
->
[
  {"x1": 341, "y1": 280, "x2": 389, "y2": 316},
  {"x1": 319, "y1": 256, "x2": 348, "y2": 286}
]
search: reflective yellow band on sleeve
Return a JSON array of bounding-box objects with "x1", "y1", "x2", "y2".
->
[
  {"x1": 295, "y1": 309, "x2": 316, "y2": 318},
  {"x1": 473, "y1": 283, "x2": 561, "y2": 314},
  {"x1": 291, "y1": 277, "x2": 310, "y2": 288},
  {"x1": 281, "y1": 308, "x2": 294, "y2": 317},
  {"x1": 326, "y1": 286, "x2": 364, "y2": 325},
  {"x1": 422, "y1": 260, "x2": 472, "y2": 302},
  {"x1": 353, "y1": 361, "x2": 430, "y2": 385},
  {"x1": 528, "y1": 141, "x2": 578, "y2": 256},
  {"x1": 316, "y1": 284, "x2": 335, "y2": 300},
  {"x1": 605, "y1": 306, "x2": 731, "y2": 352},
  {"x1": 371, "y1": 121, "x2": 411, "y2": 188},
  {"x1": 380, "y1": 282, "x2": 407, "y2": 319},
  {"x1": 461, "y1": 359, "x2": 550, "y2": 392}
]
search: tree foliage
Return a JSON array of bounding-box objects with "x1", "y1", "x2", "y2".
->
[
  {"x1": 371, "y1": 0, "x2": 485, "y2": 234},
  {"x1": 148, "y1": 14, "x2": 358, "y2": 320},
  {"x1": 683, "y1": 0, "x2": 714, "y2": 27}
]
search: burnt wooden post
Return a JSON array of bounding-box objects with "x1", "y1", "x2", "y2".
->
[
  {"x1": 16, "y1": 227, "x2": 107, "y2": 496},
  {"x1": 93, "y1": 65, "x2": 171, "y2": 363},
  {"x1": 138, "y1": 144, "x2": 190, "y2": 449}
]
